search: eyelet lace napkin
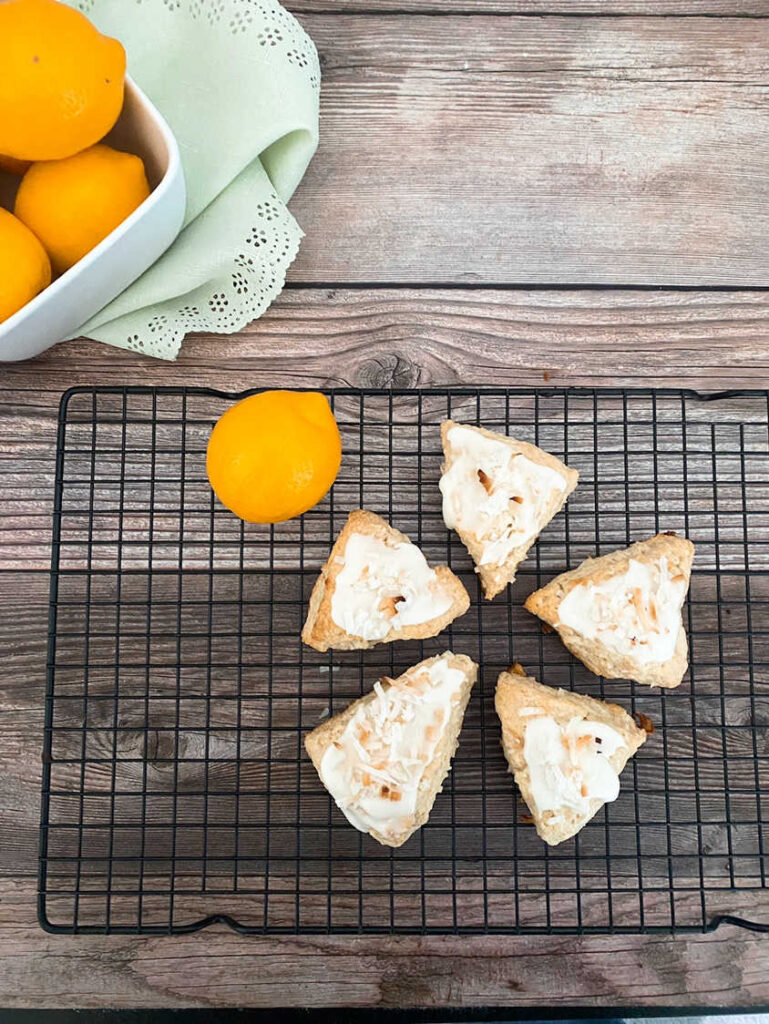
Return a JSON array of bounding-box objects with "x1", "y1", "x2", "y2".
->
[{"x1": 65, "y1": 0, "x2": 320, "y2": 360}]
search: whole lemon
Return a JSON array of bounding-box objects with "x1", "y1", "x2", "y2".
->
[
  {"x1": 0, "y1": 208, "x2": 52, "y2": 323},
  {"x1": 0, "y1": 0, "x2": 126, "y2": 162},
  {"x1": 207, "y1": 392, "x2": 343, "y2": 524},
  {"x1": 15, "y1": 143, "x2": 150, "y2": 274}
]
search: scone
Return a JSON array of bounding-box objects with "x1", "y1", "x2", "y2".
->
[
  {"x1": 524, "y1": 533, "x2": 695, "y2": 688},
  {"x1": 439, "y1": 421, "x2": 579, "y2": 600},
  {"x1": 495, "y1": 665, "x2": 647, "y2": 846},
  {"x1": 302, "y1": 509, "x2": 470, "y2": 652},
  {"x1": 305, "y1": 652, "x2": 478, "y2": 847}
]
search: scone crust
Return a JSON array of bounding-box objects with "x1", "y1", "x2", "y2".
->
[
  {"x1": 302, "y1": 509, "x2": 470, "y2": 652},
  {"x1": 495, "y1": 666, "x2": 647, "y2": 846},
  {"x1": 305, "y1": 652, "x2": 478, "y2": 847},
  {"x1": 441, "y1": 420, "x2": 579, "y2": 600},
  {"x1": 524, "y1": 533, "x2": 695, "y2": 688}
]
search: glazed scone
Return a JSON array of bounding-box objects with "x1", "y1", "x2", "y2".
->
[
  {"x1": 305, "y1": 652, "x2": 478, "y2": 847},
  {"x1": 439, "y1": 421, "x2": 579, "y2": 600},
  {"x1": 524, "y1": 533, "x2": 695, "y2": 688},
  {"x1": 301, "y1": 509, "x2": 470, "y2": 652},
  {"x1": 495, "y1": 665, "x2": 647, "y2": 846}
]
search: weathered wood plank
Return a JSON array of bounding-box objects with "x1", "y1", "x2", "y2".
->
[
  {"x1": 14, "y1": 287, "x2": 769, "y2": 391},
  {"x1": 285, "y1": 14, "x2": 769, "y2": 285},
  {"x1": 1, "y1": 872, "x2": 768, "y2": 1007},
  {"x1": 294, "y1": 2, "x2": 769, "y2": 13},
  {"x1": 4, "y1": 287, "x2": 769, "y2": 570}
]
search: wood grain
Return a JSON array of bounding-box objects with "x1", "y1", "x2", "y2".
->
[
  {"x1": 0, "y1": 872, "x2": 766, "y2": 1009},
  {"x1": 294, "y1": 3, "x2": 769, "y2": 13},
  {"x1": 286, "y1": 14, "x2": 769, "y2": 285}
]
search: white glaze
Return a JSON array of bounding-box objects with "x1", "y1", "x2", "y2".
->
[
  {"x1": 440, "y1": 424, "x2": 567, "y2": 567},
  {"x1": 523, "y1": 714, "x2": 627, "y2": 817},
  {"x1": 318, "y1": 655, "x2": 467, "y2": 842},
  {"x1": 557, "y1": 556, "x2": 687, "y2": 665},
  {"x1": 330, "y1": 532, "x2": 453, "y2": 641}
]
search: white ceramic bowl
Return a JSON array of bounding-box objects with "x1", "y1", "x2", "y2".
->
[{"x1": 0, "y1": 76, "x2": 186, "y2": 362}]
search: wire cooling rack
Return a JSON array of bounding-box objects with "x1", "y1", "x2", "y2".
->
[{"x1": 39, "y1": 386, "x2": 769, "y2": 935}]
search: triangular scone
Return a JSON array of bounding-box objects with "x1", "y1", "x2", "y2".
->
[
  {"x1": 439, "y1": 421, "x2": 579, "y2": 600},
  {"x1": 306, "y1": 652, "x2": 478, "y2": 847},
  {"x1": 495, "y1": 665, "x2": 647, "y2": 846},
  {"x1": 302, "y1": 509, "x2": 470, "y2": 652},
  {"x1": 525, "y1": 533, "x2": 695, "y2": 689}
]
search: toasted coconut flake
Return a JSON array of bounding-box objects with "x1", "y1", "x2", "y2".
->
[
  {"x1": 378, "y1": 595, "x2": 405, "y2": 619},
  {"x1": 477, "y1": 468, "x2": 494, "y2": 494}
]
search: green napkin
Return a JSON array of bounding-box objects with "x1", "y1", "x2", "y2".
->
[{"x1": 66, "y1": 0, "x2": 319, "y2": 359}]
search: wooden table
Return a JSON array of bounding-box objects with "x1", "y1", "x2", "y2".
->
[{"x1": 2, "y1": 0, "x2": 769, "y2": 1011}]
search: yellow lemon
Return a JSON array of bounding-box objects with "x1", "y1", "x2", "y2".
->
[
  {"x1": 0, "y1": 0, "x2": 126, "y2": 162},
  {"x1": 0, "y1": 207, "x2": 52, "y2": 323},
  {"x1": 15, "y1": 143, "x2": 150, "y2": 273},
  {"x1": 207, "y1": 391, "x2": 342, "y2": 523}
]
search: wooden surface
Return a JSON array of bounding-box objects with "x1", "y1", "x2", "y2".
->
[
  {"x1": 294, "y1": 3, "x2": 769, "y2": 16},
  {"x1": 2, "y1": 0, "x2": 769, "y2": 1012},
  {"x1": 289, "y1": 13, "x2": 769, "y2": 285}
]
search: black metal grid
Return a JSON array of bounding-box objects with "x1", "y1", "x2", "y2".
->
[{"x1": 39, "y1": 386, "x2": 769, "y2": 935}]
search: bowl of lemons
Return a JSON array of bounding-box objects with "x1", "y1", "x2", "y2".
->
[{"x1": 0, "y1": 0, "x2": 186, "y2": 361}]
